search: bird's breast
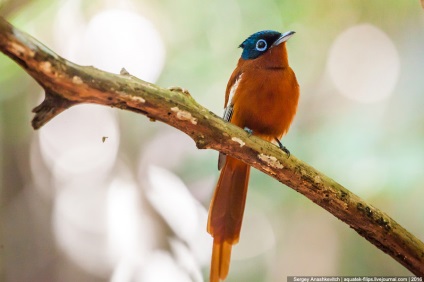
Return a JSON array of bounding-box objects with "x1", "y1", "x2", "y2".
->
[{"x1": 230, "y1": 67, "x2": 299, "y2": 140}]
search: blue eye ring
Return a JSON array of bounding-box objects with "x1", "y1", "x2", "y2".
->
[{"x1": 255, "y1": 39, "x2": 267, "y2": 51}]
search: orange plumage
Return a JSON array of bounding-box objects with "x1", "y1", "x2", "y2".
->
[{"x1": 207, "y1": 30, "x2": 300, "y2": 281}]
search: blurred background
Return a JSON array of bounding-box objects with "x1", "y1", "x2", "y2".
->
[{"x1": 1, "y1": 0, "x2": 423, "y2": 281}]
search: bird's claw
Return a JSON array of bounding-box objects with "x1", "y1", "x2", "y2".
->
[
  {"x1": 275, "y1": 138, "x2": 290, "y2": 157},
  {"x1": 244, "y1": 127, "x2": 253, "y2": 136},
  {"x1": 280, "y1": 146, "x2": 291, "y2": 157}
]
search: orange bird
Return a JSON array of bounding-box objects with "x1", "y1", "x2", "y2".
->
[{"x1": 207, "y1": 30, "x2": 300, "y2": 281}]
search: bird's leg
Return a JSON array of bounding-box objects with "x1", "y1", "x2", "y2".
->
[
  {"x1": 274, "y1": 138, "x2": 290, "y2": 157},
  {"x1": 244, "y1": 127, "x2": 253, "y2": 136}
]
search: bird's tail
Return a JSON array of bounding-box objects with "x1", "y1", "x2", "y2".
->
[{"x1": 207, "y1": 156, "x2": 250, "y2": 282}]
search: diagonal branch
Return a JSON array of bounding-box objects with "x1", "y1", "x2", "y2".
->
[{"x1": 1, "y1": 17, "x2": 423, "y2": 276}]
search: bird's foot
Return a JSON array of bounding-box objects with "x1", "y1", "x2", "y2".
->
[
  {"x1": 275, "y1": 138, "x2": 290, "y2": 157},
  {"x1": 244, "y1": 127, "x2": 253, "y2": 136}
]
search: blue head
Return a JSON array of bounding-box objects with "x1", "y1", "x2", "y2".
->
[{"x1": 239, "y1": 30, "x2": 295, "y2": 60}]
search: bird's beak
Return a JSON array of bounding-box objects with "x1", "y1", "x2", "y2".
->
[{"x1": 272, "y1": 31, "x2": 295, "y2": 47}]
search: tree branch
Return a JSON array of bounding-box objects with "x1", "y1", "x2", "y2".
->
[{"x1": 1, "y1": 17, "x2": 423, "y2": 276}]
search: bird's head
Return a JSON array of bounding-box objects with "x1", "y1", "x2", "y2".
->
[{"x1": 239, "y1": 30, "x2": 295, "y2": 60}]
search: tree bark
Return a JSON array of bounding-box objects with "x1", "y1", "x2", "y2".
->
[{"x1": 0, "y1": 17, "x2": 423, "y2": 276}]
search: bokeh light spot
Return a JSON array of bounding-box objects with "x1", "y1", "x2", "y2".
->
[
  {"x1": 328, "y1": 24, "x2": 400, "y2": 103},
  {"x1": 38, "y1": 104, "x2": 119, "y2": 183},
  {"x1": 83, "y1": 9, "x2": 165, "y2": 82},
  {"x1": 146, "y1": 165, "x2": 202, "y2": 242}
]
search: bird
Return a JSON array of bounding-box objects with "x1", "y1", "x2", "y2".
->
[{"x1": 207, "y1": 30, "x2": 300, "y2": 281}]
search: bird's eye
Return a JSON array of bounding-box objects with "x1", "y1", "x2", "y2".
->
[{"x1": 255, "y1": 39, "x2": 267, "y2": 51}]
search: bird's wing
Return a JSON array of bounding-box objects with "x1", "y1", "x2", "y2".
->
[
  {"x1": 219, "y1": 71, "x2": 243, "y2": 170},
  {"x1": 218, "y1": 104, "x2": 233, "y2": 170}
]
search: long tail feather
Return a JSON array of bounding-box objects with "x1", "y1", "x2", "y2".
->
[{"x1": 208, "y1": 156, "x2": 250, "y2": 281}]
